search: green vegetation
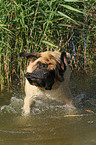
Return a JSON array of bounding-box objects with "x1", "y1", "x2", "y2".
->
[{"x1": 0, "y1": 0, "x2": 96, "y2": 90}]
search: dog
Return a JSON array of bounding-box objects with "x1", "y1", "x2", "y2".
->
[{"x1": 19, "y1": 51, "x2": 73, "y2": 115}]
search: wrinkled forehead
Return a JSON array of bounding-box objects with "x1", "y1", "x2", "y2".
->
[{"x1": 40, "y1": 51, "x2": 61, "y2": 61}]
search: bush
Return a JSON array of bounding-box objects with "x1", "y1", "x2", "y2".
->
[{"x1": 0, "y1": 0, "x2": 96, "y2": 90}]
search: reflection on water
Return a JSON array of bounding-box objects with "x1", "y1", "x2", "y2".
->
[{"x1": 0, "y1": 70, "x2": 96, "y2": 145}]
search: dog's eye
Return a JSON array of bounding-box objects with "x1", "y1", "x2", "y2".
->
[{"x1": 37, "y1": 62, "x2": 48, "y2": 69}]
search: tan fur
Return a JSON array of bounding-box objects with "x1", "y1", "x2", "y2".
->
[{"x1": 23, "y1": 51, "x2": 73, "y2": 115}]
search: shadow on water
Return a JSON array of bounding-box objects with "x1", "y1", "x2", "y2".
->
[{"x1": 0, "y1": 69, "x2": 96, "y2": 145}]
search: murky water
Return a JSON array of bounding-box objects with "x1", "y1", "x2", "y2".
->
[{"x1": 0, "y1": 70, "x2": 96, "y2": 145}]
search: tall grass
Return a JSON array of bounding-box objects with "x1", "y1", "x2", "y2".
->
[{"x1": 0, "y1": 0, "x2": 96, "y2": 90}]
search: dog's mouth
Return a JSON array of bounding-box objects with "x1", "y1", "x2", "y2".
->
[{"x1": 24, "y1": 69, "x2": 55, "y2": 90}]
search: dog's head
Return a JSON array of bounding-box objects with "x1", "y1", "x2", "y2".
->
[{"x1": 19, "y1": 51, "x2": 69, "y2": 90}]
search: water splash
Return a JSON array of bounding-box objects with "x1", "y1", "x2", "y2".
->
[
  {"x1": 0, "y1": 93, "x2": 96, "y2": 115},
  {"x1": 0, "y1": 97, "x2": 23, "y2": 114}
]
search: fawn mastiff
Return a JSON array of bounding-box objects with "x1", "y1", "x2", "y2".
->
[{"x1": 19, "y1": 51, "x2": 73, "y2": 115}]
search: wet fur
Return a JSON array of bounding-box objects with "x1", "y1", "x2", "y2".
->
[{"x1": 19, "y1": 51, "x2": 73, "y2": 115}]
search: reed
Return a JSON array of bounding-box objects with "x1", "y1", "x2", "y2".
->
[{"x1": 0, "y1": 0, "x2": 96, "y2": 90}]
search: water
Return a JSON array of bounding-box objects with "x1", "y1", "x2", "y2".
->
[{"x1": 0, "y1": 70, "x2": 96, "y2": 145}]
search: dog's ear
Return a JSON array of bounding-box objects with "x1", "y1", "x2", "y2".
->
[
  {"x1": 56, "y1": 51, "x2": 67, "y2": 82},
  {"x1": 60, "y1": 51, "x2": 67, "y2": 71},
  {"x1": 19, "y1": 52, "x2": 40, "y2": 60}
]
